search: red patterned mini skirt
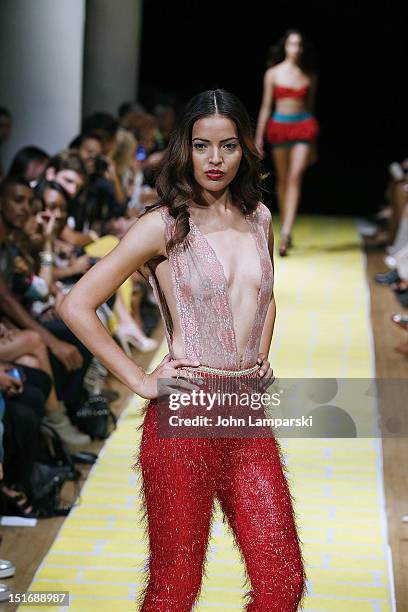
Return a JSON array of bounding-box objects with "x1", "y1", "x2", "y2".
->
[{"x1": 265, "y1": 111, "x2": 320, "y2": 147}]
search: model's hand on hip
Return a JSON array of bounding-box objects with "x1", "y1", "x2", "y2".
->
[
  {"x1": 137, "y1": 353, "x2": 203, "y2": 399},
  {"x1": 256, "y1": 353, "x2": 275, "y2": 391}
]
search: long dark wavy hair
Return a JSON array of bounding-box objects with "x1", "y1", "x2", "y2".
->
[
  {"x1": 141, "y1": 89, "x2": 267, "y2": 252},
  {"x1": 266, "y1": 29, "x2": 317, "y2": 75}
]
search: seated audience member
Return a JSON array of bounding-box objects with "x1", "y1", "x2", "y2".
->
[
  {"x1": 112, "y1": 127, "x2": 157, "y2": 218},
  {"x1": 81, "y1": 112, "x2": 118, "y2": 157},
  {"x1": 34, "y1": 180, "x2": 157, "y2": 353},
  {"x1": 8, "y1": 146, "x2": 50, "y2": 188},
  {"x1": 42, "y1": 149, "x2": 95, "y2": 248},
  {"x1": 118, "y1": 101, "x2": 146, "y2": 119},
  {"x1": 363, "y1": 158, "x2": 408, "y2": 248},
  {"x1": 120, "y1": 111, "x2": 165, "y2": 182},
  {"x1": 70, "y1": 133, "x2": 126, "y2": 235},
  {"x1": 0, "y1": 175, "x2": 93, "y2": 433},
  {"x1": 0, "y1": 321, "x2": 89, "y2": 446},
  {"x1": 0, "y1": 359, "x2": 70, "y2": 517},
  {"x1": 153, "y1": 102, "x2": 177, "y2": 147}
]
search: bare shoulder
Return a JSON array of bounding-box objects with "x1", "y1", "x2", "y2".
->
[
  {"x1": 121, "y1": 205, "x2": 168, "y2": 258},
  {"x1": 264, "y1": 66, "x2": 277, "y2": 84}
]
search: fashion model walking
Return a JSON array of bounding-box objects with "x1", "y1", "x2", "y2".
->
[
  {"x1": 255, "y1": 29, "x2": 319, "y2": 256},
  {"x1": 59, "y1": 89, "x2": 307, "y2": 610}
]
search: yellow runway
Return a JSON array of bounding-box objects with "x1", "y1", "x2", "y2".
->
[{"x1": 21, "y1": 216, "x2": 395, "y2": 611}]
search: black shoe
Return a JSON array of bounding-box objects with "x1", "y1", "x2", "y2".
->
[
  {"x1": 396, "y1": 290, "x2": 408, "y2": 308},
  {"x1": 70, "y1": 451, "x2": 97, "y2": 465},
  {"x1": 0, "y1": 487, "x2": 39, "y2": 519},
  {"x1": 375, "y1": 269, "x2": 400, "y2": 285}
]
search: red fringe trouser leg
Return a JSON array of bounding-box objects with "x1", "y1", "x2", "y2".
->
[{"x1": 136, "y1": 374, "x2": 307, "y2": 611}]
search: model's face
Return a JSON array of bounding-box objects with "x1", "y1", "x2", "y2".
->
[
  {"x1": 191, "y1": 115, "x2": 242, "y2": 193},
  {"x1": 285, "y1": 33, "x2": 303, "y2": 60},
  {"x1": 0, "y1": 184, "x2": 32, "y2": 230},
  {"x1": 46, "y1": 168, "x2": 84, "y2": 197},
  {"x1": 79, "y1": 137, "x2": 103, "y2": 161}
]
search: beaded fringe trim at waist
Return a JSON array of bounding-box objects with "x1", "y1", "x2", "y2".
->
[{"x1": 178, "y1": 363, "x2": 260, "y2": 377}]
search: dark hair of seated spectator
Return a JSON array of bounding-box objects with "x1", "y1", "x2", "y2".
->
[
  {"x1": 45, "y1": 150, "x2": 87, "y2": 198},
  {"x1": 8, "y1": 146, "x2": 49, "y2": 186},
  {"x1": 120, "y1": 112, "x2": 158, "y2": 152},
  {"x1": 0, "y1": 174, "x2": 33, "y2": 234},
  {"x1": 118, "y1": 101, "x2": 146, "y2": 118},
  {"x1": 69, "y1": 132, "x2": 103, "y2": 159},
  {"x1": 0, "y1": 175, "x2": 32, "y2": 231},
  {"x1": 81, "y1": 112, "x2": 118, "y2": 155},
  {"x1": 0, "y1": 107, "x2": 12, "y2": 145}
]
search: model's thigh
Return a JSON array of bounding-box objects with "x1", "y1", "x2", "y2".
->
[
  {"x1": 288, "y1": 143, "x2": 312, "y2": 178},
  {"x1": 217, "y1": 437, "x2": 306, "y2": 609},
  {"x1": 137, "y1": 404, "x2": 217, "y2": 608},
  {"x1": 139, "y1": 406, "x2": 217, "y2": 524},
  {"x1": 272, "y1": 146, "x2": 291, "y2": 182}
]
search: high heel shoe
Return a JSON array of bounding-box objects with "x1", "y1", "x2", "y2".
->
[
  {"x1": 116, "y1": 323, "x2": 159, "y2": 356},
  {"x1": 279, "y1": 233, "x2": 292, "y2": 257}
]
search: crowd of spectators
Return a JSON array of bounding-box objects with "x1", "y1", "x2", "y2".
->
[
  {"x1": 360, "y1": 157, "x2": 408, "y2": 355},
  {"x1": 0, "y1": 101, "x2": 176, "y2": 533}
]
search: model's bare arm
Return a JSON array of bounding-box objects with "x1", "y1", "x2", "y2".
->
[
  {"x1": 255, "y1": 68, "x2": 275, "y2": 156},
  {"x1": 57, "y1": 210, "x2": 201, "y2": 398},
  {"x1": 258, "y1": 214, "x2": 276, "y2": 380}
]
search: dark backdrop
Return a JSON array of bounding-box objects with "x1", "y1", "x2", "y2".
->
[{"x1": 138, "y1": 0, "x2": 408, "y2": 216}]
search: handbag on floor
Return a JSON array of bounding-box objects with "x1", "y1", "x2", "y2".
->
[
  {"x1": 29, "y1": 461, "x2": 71, "y2": 518},
  {"x1": 72, "y1": 393, "x2": 117, "y2": 440},
  {"x1": 38, "y1": 422, "x2": 80, "y2": 481},
  {"x1": 31, "y1": 423, "x2": 82, "y2": 518}
]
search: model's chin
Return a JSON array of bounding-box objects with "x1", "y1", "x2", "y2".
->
[{"x1": 196, "y1": 175, "x2": 231, "y2": 190}]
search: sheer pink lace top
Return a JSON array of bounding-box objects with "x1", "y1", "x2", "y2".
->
[{"x1": 143, "y1": 202, "x2": 274, "y2": 370}]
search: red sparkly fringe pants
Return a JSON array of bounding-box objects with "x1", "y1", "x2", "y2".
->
[{"x1": 135, "y1": 368, "x2": 307, "y2": 611}]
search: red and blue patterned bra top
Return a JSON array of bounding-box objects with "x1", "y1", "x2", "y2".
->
[
  {"x1": 142, "y1": 202, "x2": 274, "y2": 371},
  {"x1": 274, "y1": 84, "x2": 310, "y2": 100}
]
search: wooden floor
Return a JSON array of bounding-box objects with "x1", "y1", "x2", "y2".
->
[
  {"x1": 365, "y1": 249, "x2": 408, "y2": 611},
  {"x1": 0, "y1": 245, "x2": 407, "y2": 611}
]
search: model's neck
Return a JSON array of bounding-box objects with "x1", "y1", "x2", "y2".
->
[
  {"x1": 284, "y1": 57, "x2": 300, "y2": 69},
  {"x1": 201, "y1": 187, "x2": 235, "y2": 213}
]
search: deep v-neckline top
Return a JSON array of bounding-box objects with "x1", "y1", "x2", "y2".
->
[
  {"x1": 188, "y1": 216, "x2": 264, "y2": 366},
  {"x1": 144, "y1": 202, "x2": 274, "y2": 370}
]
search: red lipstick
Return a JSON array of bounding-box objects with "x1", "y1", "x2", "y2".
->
[{"x1": 205, "y1": 170, "x2": 225, "y2": 181}]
